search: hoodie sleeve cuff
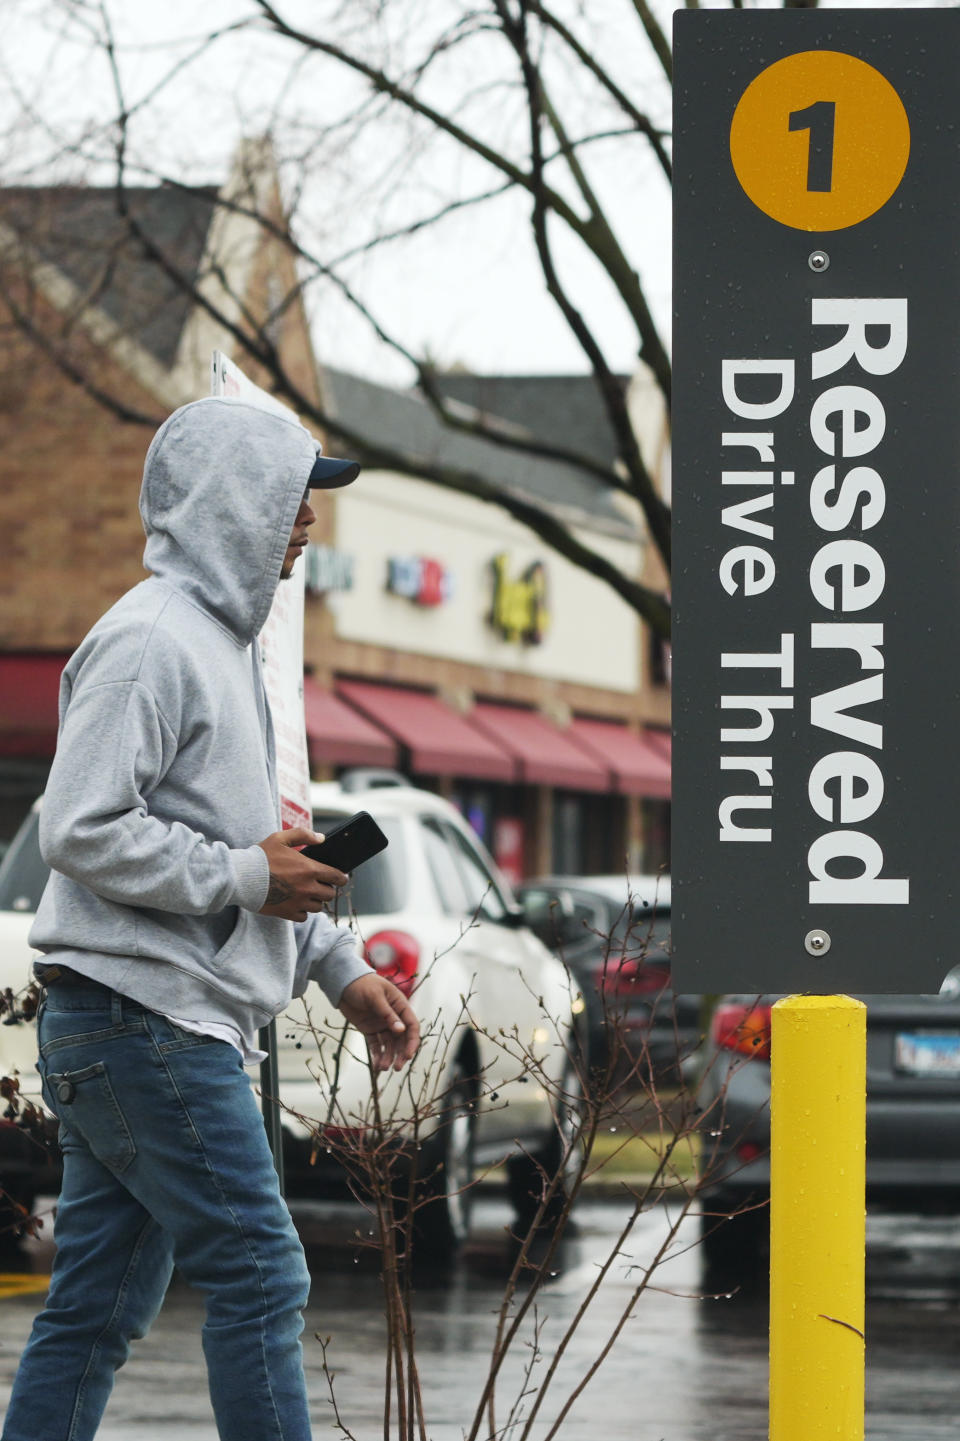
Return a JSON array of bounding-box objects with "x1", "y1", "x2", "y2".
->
[
  {"x1": 319, "y1": 952, "x2": 374, "y2": 1007},
  {"x1": 310, "y1": 930, "x2": 373, "y2": 1006},
  {"x1": 230, "y1": 844, "x2": 271, "y2": 912}
]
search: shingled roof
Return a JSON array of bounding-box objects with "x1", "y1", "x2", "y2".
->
[
  {"x1": 318, "y1": 365, "x2": 633, "y2": 534},
  {"x1": 432, "y1": 372, "x2": 630, "y2": 471},
  {"x1": 1, "y1": 181, "x2": 639, "y2": 534},
  {"x1": 1, "y1": 185, "x2": 217, "y2": 369}
]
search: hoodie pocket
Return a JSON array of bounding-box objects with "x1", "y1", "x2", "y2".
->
[
  {"x1": 209, "y1": 905, "x2": 250, "y2": 971},
  {"x1": 208, "y1": 907, "x2": 292, "y2": 1014}
]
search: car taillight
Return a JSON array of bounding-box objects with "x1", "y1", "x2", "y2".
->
[
  {"x1": 711, "y1": 1002, "x2": 773, "y2": 1062},
  {"x1": 596, "y1": 956, "x2": 671, "y2": 997},
  {"x1": 363, "y1": 930, "x2": 420, "y2": 996}
]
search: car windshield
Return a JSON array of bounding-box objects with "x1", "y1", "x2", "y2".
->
[
  {"x1": 608, "y1": 905, "x2": 672, "y2": 960},
  {"x1": 520, "y1": 888, "x2": 603, "y2": 951},
  {"x1": 312, "y1": 811, "x2": 406, "y2": 916},
  {"x1": 0, "y1": 809, "x2": 46, "y2": 912}
]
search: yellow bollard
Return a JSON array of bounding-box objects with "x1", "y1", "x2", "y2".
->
[{"x1": 769, "y1": 994, "x2": 866, "y2": 1441}]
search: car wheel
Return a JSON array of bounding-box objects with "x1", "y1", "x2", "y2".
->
[
  {"x1": 507, "y1": 1059, "x2": 585, "y2": 1231},
  {"x1": 401, "y1": 1063, "x2": 477, "y2": 1261},
  {"x1": 699, "y1": 1197, "x2": 769, "y2": 1293}
]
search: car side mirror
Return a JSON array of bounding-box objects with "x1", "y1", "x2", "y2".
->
[{"x1": 500, "y1": 906, "x2": 529, "y2": 929}]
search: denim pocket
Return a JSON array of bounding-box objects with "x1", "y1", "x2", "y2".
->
[{"x1": 44, "y1": 1060, "x2": 137, "y2": 1173}]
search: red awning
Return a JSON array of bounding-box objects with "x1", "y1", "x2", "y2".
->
[
  {"x1": 336, "y1": 680, "x2": 514, "y2": 781},
  {"x1": 646, "y1": 729, "x2": 672, "y2": 763},
  {"x1": 303, "y1": 679, "x2": 398, "y2": 769},
  {"x1": 0, "y1": 654, "x2": 65, "y2": 758},
  {"x1": 569, "y1": 718, "x2": 671, "y2": 798},
  {"x1": 468, "y1": 702, "x2": 608, "y2": 791}
]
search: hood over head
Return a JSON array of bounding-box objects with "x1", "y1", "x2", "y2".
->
[{"x1": 140, "y1": 396, "x2": 333, "y2": 644}]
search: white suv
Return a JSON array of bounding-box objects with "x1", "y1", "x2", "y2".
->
[{"x1": 0, "y1": 773, "x2": 583, "y2": 1257}]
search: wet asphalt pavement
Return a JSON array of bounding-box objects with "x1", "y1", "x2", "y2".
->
[{"x1": 2, "y1": 1192, "x2": 960, "y2": 1439}]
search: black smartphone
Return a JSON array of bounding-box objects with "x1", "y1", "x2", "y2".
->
[{"x1": 301, "y1": 811, "x2": 389, "y2": 873}]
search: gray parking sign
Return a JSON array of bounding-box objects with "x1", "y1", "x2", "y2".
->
[{"x1": 672, "y1": 9, "x2": 960, "y2": 995}]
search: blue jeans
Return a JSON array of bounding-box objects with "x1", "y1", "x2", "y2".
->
[{"x1": 1, "y1": 981, "x2": 313, "y2": 1441}]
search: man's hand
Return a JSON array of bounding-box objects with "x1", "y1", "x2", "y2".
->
[
  {"x1": 338, "y1": 972, "x2": 420, "y2": 1072},
  {"x1": 257, "y1": 828, "x2": 347, "y2": 922}
]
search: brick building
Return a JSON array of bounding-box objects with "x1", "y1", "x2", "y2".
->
[{"x1": 0, "y1": 153, "x2": 671, "y2": 878}]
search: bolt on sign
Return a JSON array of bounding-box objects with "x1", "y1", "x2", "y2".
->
[{"x1": 671, "y1": 9, "x2": 960, "y2": 996}]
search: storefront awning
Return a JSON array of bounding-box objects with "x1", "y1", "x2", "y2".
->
[
  {"x1": 568, "y1": 718, "x2": 671, "y2": 798},
  {"x1": 468, "y1": 702, "x2": 608, "y2": 791},
  {"x1": 336, "y1": 680, "x2": 514, "y2": 781},
  {"x1": 645, "y1": 729, "x2": 672, "y2": 763},
  {"x1": 303, "y1": 679, "x2": 398, "y2": 769},
  {"x1": 0, "y1": 654, "x2": 65, "y2": 758}
]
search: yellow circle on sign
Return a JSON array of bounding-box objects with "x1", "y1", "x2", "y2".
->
[{"x1": 730, "y1": 50, "x2": 910, "y2": 231}]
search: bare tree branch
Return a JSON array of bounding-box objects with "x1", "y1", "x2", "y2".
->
[
  {"x1": 494, "y1": 0, "x2": 671, "y2": 565},
  {"x1": 527, "y1": 0, "x2": 671, "y2": 178},
  {"x1": 11, "y1": 160, "x2": 668, "y2": 632},
  {"x1": 119, "y1": 169, "x2": 646, "y2": 499},
  {"x1": 0, "y1": 0, "x2": 679, "y2": 637},
  {"x1": 0, "y1": 275, "x2": 165, "y2": 427},
  {"x1": 628, "y1": 0, "x2": 673, "y2": 83},
  {"x1": 249, "y1": 0, "x2": 672, "y2": 399},
  {"x1": 354, "y1": 437, "x2": 672, "y2": 635}
]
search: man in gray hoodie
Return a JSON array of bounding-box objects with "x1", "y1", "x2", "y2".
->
[{"x1": 1, "y1": 397, "x2": 419, "y2": 1441}]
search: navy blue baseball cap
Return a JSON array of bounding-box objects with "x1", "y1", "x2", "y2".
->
[{"x1": 308, "y1": 453, "x2": 360, "y2": 488}]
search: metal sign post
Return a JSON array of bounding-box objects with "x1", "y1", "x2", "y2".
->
[{"x1": 672, "y1": 10, "x2": 960, "y2": 1438}]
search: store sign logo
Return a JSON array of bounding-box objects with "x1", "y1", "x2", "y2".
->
[
  {"x1": 489, "y1": 553, "x2": 549, "y2": 645},
  {"x1": 387, "y1": 555, "x2": 454, "y2": 607},
  {"x1": 305, "y1": 544, "x2": 355, "y2": 596}
]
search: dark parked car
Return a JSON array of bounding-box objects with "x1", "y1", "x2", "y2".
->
[
  {"x1": 697, "y1": 980, "x2": 960, "y2": 1285},
  {"x1": 516, "y1": 874, "x2": 701, "y2": 1085}
]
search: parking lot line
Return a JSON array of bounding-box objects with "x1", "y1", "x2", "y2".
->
[{"x1": 0, "y1": 1274, "x2": 50, "y2": 1299}]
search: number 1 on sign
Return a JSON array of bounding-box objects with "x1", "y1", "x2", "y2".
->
[
  {"x1": 730, "y1": 52, "x2": 909, "y2": 230},
  {"x1": 789, "y1": 100, "x2": 836, "y2": 192}
]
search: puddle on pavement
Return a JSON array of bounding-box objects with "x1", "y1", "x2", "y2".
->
[{"x1": 7, "y1": 1196, "x2": 960, "y2": 1439}]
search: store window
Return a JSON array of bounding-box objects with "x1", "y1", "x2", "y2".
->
[
  {"x1": 649, "y1": 627, "x2": 672, "y2": 688},
  {"x1": 448, "y1": 781, "x2": 527, "y2": 885},
  {"x1": 552, "y1": 791, "x2": 623, "y2": 876},
  {"x1": 642, "y1": 799, "x2": 671, "y2": 874},
  {"x1": 452, "y1": 784, "x2": 493, "y2": 846}
]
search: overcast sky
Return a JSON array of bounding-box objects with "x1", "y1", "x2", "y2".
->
[{"x1": 0, "y1": 0, "x2": 945, "y2": 386}]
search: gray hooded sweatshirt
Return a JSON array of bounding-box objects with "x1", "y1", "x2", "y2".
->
[{"x1": 29, "y1": 396, "x2": 370, "y2": 1049}]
